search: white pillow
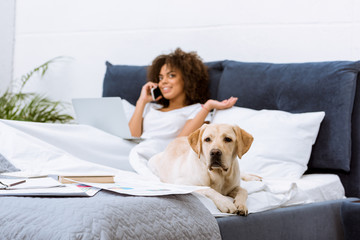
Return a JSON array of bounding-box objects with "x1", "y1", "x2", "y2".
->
[{"x1": 211, "y1": 107, "x2": 325, "y2": 179}]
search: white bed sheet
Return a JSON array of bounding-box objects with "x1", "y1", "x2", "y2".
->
[
  {"x1": 0, "y1": 119, "x2": 136, "y2": 173},
  {"x1": 196, "y1": 173, "x2": 345, "y2": 217},
  {"x1": 286, "y1": 173, "x2": 345, "y2": 205}
]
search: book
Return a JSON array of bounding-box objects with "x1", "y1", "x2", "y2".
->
[{"x1": 58, "y1": 175, "x2": 115, "y2": 184}]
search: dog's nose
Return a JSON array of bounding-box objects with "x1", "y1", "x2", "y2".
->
[{"x1": 210, "y1": 149, "x2": 222, "y2": 157}]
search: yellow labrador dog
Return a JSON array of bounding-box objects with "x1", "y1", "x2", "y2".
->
[{"x1": 148, "y1": 123, "x2": 255, "y2": 215}]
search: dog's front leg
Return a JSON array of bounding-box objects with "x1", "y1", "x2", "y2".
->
[
  {"x1": 196, "y1": 188, "x2": 238, "y2": 214},
  {"x1": 228, "y1": 186, "x2": 248, "y2": 216}
]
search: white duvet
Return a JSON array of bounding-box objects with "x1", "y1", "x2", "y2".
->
[{"x1": 0, "y1": 119, "x2": 345, "y2": 215}]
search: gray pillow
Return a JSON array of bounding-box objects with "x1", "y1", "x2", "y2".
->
[
  {"x1": 218, "y1": 60, "x2": 360, "y2": 172},
  {"x1": 0, "y1": 153, "x2": 20, "y2": 173},
  {"x1": 102, "y1": 61, "x2": 147, "y2": 105}
]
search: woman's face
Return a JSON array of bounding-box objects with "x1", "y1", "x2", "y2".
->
[{"x1": 158, "y1": 64, "x2": 186, "y2": 104}]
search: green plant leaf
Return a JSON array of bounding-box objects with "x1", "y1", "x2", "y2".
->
[{"x1": 0, "y1": 57, "x2": 74, "y2": 123}]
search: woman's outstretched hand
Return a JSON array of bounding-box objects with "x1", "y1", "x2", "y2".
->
[{"x1": 204, "y1": 96, "x2": 238, "y2": 111}]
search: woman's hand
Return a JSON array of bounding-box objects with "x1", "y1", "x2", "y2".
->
[
  {"x1": 177, "y1": 96, "x2": 238, "y2": 137},
  {"x1": 138, "y1": 82, "x2": 161, "y2": 104},
  {"x1": 203, "y1": 96, "x2": 238, "y2": 111},
  {"x1": 129, "y1": 82, "x2": 161, "y2": 137}
]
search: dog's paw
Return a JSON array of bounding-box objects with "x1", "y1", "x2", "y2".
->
[
  {"x1": 241, "y1": 173, "x2": 263, "y2": 182},
  {"x1": 214, "y1": 197, "x2": 238, "y2": 214},
  {"x1": 233, "y1": 200, "x2": 248, "y2": 216}
]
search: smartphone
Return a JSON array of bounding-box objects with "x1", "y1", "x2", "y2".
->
[{"x1": 151, "y1": 87, "x2": 162, "y2": 101}]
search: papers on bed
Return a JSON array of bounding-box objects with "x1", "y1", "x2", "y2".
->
[
  {"x1": 55, "y1": 171, "x2": 208, "y2": 196},
  {"x1": 0, "y1": 177, "x2": 61, "y2": 190},
  {"x1": 0, "y1": 173, "x2": 207, "y2": 197},
  {"x1": 0, "y1": 177, "x2": 100, "y2": 197},
  {"x1": 78, "y1": 176, "x2": 208, "y2": 196},
  {"x1": 0, "y1": 183, "x2": 100, "y2": 197},
  {"x1": 0, "y1": 171, "x2": 208, "y2": 197}
]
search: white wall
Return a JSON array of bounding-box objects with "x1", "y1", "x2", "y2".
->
[
  {"x1": 10, "y1": 0, "x2": 360, "y2": 105},
  {"x1": 0, "y1": 0, "x2": 16, "y2": 92}
]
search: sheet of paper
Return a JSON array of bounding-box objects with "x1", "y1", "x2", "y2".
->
[
  {"x1": 79, "y1": 177, "x2": 209, "y2": 196},
  {"x1": 191, "y1": 192, "x2": 235, "y2": 217},
  {"x1": 0, "y1": 171, "x2": 48, "y2": 178},
  {"x1": 0, "y1": 177, "x2": 62, "y2": 190},
  {"x1": 0, "y1": 178, "x2": 27, "y2": 189},
  {"x1": 0, "y1": 182, "x2": 100, "y2": 197}
]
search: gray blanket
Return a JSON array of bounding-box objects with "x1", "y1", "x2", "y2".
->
[{"x1": 0, "y1": 191, "x2": 221, "y2": 240}]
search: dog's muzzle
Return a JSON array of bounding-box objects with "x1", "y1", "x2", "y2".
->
[{"x1": 209, "y1": 149, "x2": 227, "y2": 171}]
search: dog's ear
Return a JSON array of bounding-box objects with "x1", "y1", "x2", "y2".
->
[
  {"x1": 233, "y1": 125, "x2": 254, "y2": 158},
  {"x1": 188, "y1": 124, "x2": 206, "y2": 158}
]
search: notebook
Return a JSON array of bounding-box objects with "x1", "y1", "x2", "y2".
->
[{"x1": 72, "y1": 97, "x2": 143, "y2": 143}]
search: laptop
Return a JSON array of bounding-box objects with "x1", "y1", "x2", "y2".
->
[{"x1": 72, "y1": 97, "x2": 144, "y2": 143}]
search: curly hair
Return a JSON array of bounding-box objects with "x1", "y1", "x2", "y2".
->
[{"x1": 147, "y1": 48, "x2": 209, "y2": 107}]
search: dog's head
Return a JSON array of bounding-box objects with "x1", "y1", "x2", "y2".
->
[{"x1": 188, "y1": 124, "x2": 253, "y2": 172}]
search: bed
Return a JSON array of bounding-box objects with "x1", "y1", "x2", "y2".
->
[{"x1": 1, "y1": 59, "x2": 360, "y2": 239}]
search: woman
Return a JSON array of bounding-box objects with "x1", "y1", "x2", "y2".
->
[{"x1": 129, "y1": 48, "x2": 237, "y2": 140}]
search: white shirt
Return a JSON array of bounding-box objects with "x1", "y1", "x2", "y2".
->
[{"x1": 141, "y1": 103, "x2": 202, "y2": 140}]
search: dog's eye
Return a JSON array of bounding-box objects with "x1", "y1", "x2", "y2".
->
[
  {"x1": 224, "y1": 137, "x2": 232, "y2": 142},
  {"x1": 204, "y1": 137, "x2": 211, "y2": 142}
]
